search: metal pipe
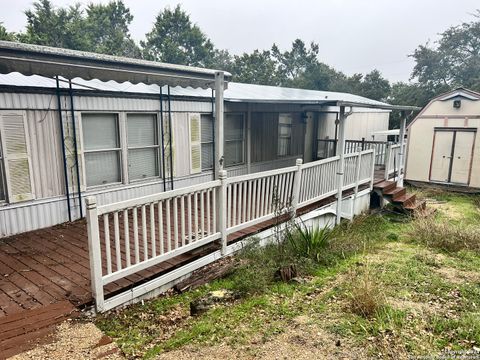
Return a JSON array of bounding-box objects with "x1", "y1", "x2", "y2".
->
[
  {"x1": 167, "y1": 86, "x2": 174, "y2": 190},
  {"x1": 55, "y1": 76, "x2": 72, "y2": 222},
  {"x1": 68, "y1": 80, "x2": 83, "y2": 218},
  {"x1": 211, "y1": 89, "x2": 216, "y2": 179},
  {"x1": 159, "y1": 87, "x2": 166, "y2": 192}
]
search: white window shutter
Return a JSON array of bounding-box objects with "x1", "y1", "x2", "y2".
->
[
  {"x1": 63, "y1": 112, "x2": 85, "y2": 192},
  {"x1": 0, "y1": 111, "x2": 35, "y2": 203},
  {"x1": 189, "y1": 113, "x2": 201, "y2": 174}
]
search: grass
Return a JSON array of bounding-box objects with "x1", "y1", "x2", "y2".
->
[{"x1": 96, "y1": 190, "x2": 480, "y2": 359}]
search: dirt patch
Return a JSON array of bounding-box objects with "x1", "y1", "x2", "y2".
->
[
  {"x1": 434, "y1": 267, "x2": 480, "y2": 285},
  {"x1": 156, "y1": 321, "x2": 367, "y2": 360},
  {"x1": 10, "y1": 321, "x2": 124, "y2": 360}
]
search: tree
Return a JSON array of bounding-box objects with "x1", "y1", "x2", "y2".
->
[
  {"x1": 18, "y1": 0, "x2": 140, "y2": 57},
  {"x1": 360, "y1": 70, "x2": 391, "y2": 101},
  {"x1": 411, "y1": 10, "x2": 480, "y2": 91},
  {"x1": 85, "y1": 1, "x2": 141, "y2": 57},
  {"x1": 19, "y1": 0, "x2": 89, "y2": 50},
  {"x1": 271, "y1": 39, "x2": 320, "y2": 87},
  {"x1": 142, "y1": 5, "x2": 215, "y2": 66},
  {"x1": 231, "y1": 50, "x2": 278, "y2": 85},
  {"x1": 0, "y1": 23, "x2": 16, "y2": 41}
]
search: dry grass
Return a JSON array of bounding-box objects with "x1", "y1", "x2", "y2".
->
[
  {"x1": 346, "y1": 265, "x2": 385, "y2": 318},
  {"x1": 409, "y1": 215, "x2": 480, "y2": 253}
]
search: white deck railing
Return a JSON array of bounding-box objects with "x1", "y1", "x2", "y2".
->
[
  {"x1": 86, "y1": 149, "x2": 375, "y2": 312},
  {"x1": 384, "y1": 142, "x2": 406, "y2": 181}
]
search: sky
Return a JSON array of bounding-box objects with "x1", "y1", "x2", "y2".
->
[{"x1": 1, "y1": 0, "x2": 479, "y2": 82}]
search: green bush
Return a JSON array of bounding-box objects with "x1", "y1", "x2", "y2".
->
[{"x1": 286, "y1": 222, "x2": 332, "y2": 262}]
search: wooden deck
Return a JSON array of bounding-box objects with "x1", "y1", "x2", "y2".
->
[{"x1": 0, "y1": 183, "x2": 371, "y2": 357}]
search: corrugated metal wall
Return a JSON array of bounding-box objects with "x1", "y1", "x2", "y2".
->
[{"x1": 0, "y1": 90, "x2": 387, "y2": 237}]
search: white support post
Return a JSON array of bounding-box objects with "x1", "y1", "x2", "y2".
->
[
  {"x1": 351, "y1": 152, "x2": 362, "y2": 222},
  {"x1": 214, "y1": 72, "x2": 225, "y2": 177},
  {"x1": 384, "y1": 143, "x2": 391, "y2": 181},
  {"x1": 290, "y1": 158, "x2": 303, "y2": 217},
  {"x1": 370, "y1": 148, "x2": 376, "y2": 190},
  {"x1": 397, "y1": 112, "x2": 407, "y2": 187},
  {"x1": 217, "y1": 170, "x2": 228, "y2": 254},
  {"x1": 335, "y1": 106, "x2": 347, "y2": 225},
  {"x1": 85, "y1": 196, "x2": 104, "y2": 312},
  {"x1": 246, "y1": 103, "x2": 252, "y2": 174}
]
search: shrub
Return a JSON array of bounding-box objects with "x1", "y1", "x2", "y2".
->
[
  {"x1": 410, "y1": 215, "x2": 480, "y2": 253},
  {"x1": 286, "y1": 222, "x2": 332, "y2": 262}
]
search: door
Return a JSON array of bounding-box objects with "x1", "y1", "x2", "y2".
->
[
  {"x1": 430, "y1": 131, "x2": 454, "y2": 183},
  {"x1": 430, "y1": 129, "x2": 476, "y2": 185},
  {"x1": 450, "y1": 131, "x2": 475, "y2": 184}
]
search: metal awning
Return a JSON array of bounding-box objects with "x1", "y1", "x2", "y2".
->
[{"x1": 0, "y1": 41, "x2": 231, "y2": 89}]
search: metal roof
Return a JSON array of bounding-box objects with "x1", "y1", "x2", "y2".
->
[
  {"x1": 0, "y1": 41, "x2": 231, "y2": 90},
  {"x1": 0, "y1": 71, "x2": 419, "y2": 111}
]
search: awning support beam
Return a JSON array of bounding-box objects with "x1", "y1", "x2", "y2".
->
[
  {"x1": 214, "y1": 72, "x2": 225, "y2": 178},
  {"x1": 335, "y1": 106, "x2": 347, "y2": 224}
]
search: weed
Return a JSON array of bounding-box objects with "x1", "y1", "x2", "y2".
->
[
  {"x1": 286, "y1": 221, "x2": 332, "y2": 262},
  {"x1": 346, "y1": 264, "x2": 385, "y2": 318},
  {"x1": 410, "y1": 215, "x2": 480, "y2": 253}
]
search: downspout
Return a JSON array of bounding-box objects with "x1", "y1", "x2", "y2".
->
[
  {"x1": 397, "y1": 111, "x2": 407, "y2": 187},
  {"x1": 211, "y1": 89, "x2": 216, "y2": 179},
  {"x1": 68, "y1": 80, "x2": 83, "y2": 218},
  {"x1": 333, "y1": 112, "x2": 339, "y2": 156},
  {"x1": 167, "y1": 86, "x2": 174, "y2": 190},
  {"x1": 159, "y1": 87, "x2": 166, "y2": 192},
  {"x1": 55, "y1": 76, "x2": 72, "y2": 222}
]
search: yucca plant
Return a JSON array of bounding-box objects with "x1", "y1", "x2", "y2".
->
[{"x1": 286, "y1": 221, "x2": 332, "y2": 262}]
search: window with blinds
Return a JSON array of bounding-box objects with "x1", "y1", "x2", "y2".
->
[
  {"x1": 278, "y1": 113, "x2": 293, "y2": 157},
  {"x1": 127, "y1": 114, "x2": 160, "y2": 180},
  {"x1": 82, "y1": 114, "x2": 121, "y2": 187},
  {"x1": 200, "y1": 114, "x2": 214, "y2": 170},
  {"x1": 225, "y1": 113, "x2": 245, "y2": 167}
]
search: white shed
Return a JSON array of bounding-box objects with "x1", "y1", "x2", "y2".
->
[{"x1": 405, "y1": 88, "x2": 480, "y2": 190}]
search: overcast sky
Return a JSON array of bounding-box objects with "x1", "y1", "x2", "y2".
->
[{"x1": 1, "y1": 0, "x2": 479, "y2": 82}]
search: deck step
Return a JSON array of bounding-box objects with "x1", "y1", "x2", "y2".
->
[
  {"x1": 383, "y1": 186, "x2": 406, "y2": 200},
  {"x1": 373, "y1": 180, "x2": 396, "y2": 192},
  {"x1": 392, "y1": 193, "x2": 416, "y2": 207}
]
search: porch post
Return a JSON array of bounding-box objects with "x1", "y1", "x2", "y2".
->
[
  {"x1": 290, "y1": 158, "x2": 303, "y2": 217},
  {"x1": 246, "y1": 103, "x2": 252, "y2": 174},
  {"x1": 214, "y1": 71, "x2": 225, "y2": 177},
  {"x1": 217, "y1": 169, "x2": 228, "y2": 254},
  {"x1": 85, "y1": 196, "x2": 104, "y2": 312},
  {"x1": 335, "y1": 106, "x2": 347, "y2": 225},
  {"x1": 397, "y1": 111, "x2": 407, "y2": 187}
]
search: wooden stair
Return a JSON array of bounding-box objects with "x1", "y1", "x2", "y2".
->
[{"x1": 373, "y1": 180, "x2": 426, "y2": 213}]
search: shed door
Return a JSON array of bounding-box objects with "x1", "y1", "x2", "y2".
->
[
  {"x1": 430, "y1": 131, "x2": 454, "y2": 183},
  {"x1": 450, "y1": 131, "x2": 475, "y2": 185}
]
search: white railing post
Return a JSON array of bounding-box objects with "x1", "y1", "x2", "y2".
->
[
  {"x1": 290, "y1": 158, "x2": 303, "y2": 217},
  {"x1": 370, "y1": 149, "x2": 376, "y2": 190},
  {"x1": 384, "y1": 143, "x2": 391, "y2": 181},
  {"x1": 217, "y1": 170, "x2": 228, "y2": 254},
  {"x1": 85, "y1": 196, "x2": 104, "y2": 312},
  {"x1": 354, "y1": 152, "x2": 362, "y2": 196}
]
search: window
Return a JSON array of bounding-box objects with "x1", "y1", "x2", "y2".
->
[
  {"x1": 0, "y1": 134, "x2": 6, "y2": 201},
  {"x1": 201, "y1": 115, "x2": 214, "y2": 170},
  {"x1": 127, "y1": 114, "x2": 160, "y2": 180},
  {"x1": 224, "y1": 113, "x2": 245, "y2": 166},
  {"x1": 82, "y1": 114, "x2": 121, "y2": 187},
  {"x1": 278, "y1": 113, "x2": 292, "y2": 156}
]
